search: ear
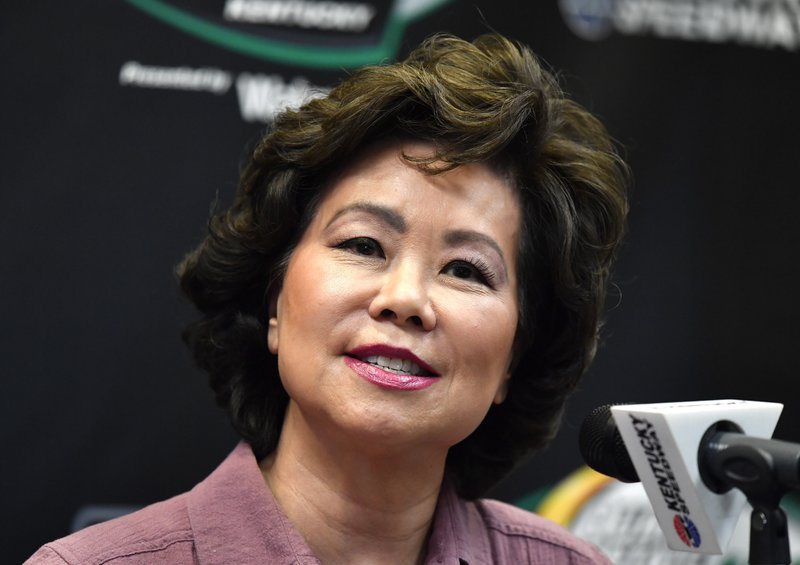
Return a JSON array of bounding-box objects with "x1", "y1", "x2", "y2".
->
[
  {"x1": 267, "y1": 315, "x2": 279, "y2": 354},
  {"x1": 267, "y1": 289, "x2": 282, "y2": 355},
  {"x1": 493, "y1": 372, "x2": 511, "y2": 405}
]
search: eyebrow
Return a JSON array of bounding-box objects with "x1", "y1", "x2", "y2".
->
[
  {"x1": 444, "y1": 230, "x2": 508, "y2": 271},
  {"x1": 326, "y1": 203, "x2": 509, "y2": 276},
  {"x1": 326, "y1": 202, "x2": 406, "y2": 233}
]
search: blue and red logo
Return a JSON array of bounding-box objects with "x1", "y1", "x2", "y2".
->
[{"x1": 673, "y1": 514, "x2": 702, "y2": 548}]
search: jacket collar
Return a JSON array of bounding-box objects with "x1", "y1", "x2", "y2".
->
[
  {"x1": 187, "y1": 442, "x2": 320, "y2": 564},
  {"x1": 426, "y1": 479, "x2": 491, "y2": 565},
  {"x1": 187, "y1": 442, "x2": 489, "y2": 565}
]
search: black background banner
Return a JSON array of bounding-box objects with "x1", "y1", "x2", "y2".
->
[{"x1": 4, "y1": 2, "x2": 800, "y2": 562}]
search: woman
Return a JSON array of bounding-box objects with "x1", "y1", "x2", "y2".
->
[{"x1": 28, "y1": 33, "x2": 627, "y2": 564}]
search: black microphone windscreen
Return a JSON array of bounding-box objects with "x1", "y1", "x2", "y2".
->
[{"x1": 579, "y1": 404, "x2": 640, "y2": 483}]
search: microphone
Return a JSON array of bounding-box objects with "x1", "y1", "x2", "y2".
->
[
  {"x1": 579, "y1": 404, "x2": 640, "y2": 483},
  {"x1": 578, "y1": 400, "x2": 784, "y2": 556}
]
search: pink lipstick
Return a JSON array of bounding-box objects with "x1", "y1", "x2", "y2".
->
[{"x1": 345, "y1": 345, "x2": 439, "y2": 391}]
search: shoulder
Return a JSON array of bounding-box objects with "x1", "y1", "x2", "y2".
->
[
  {"x1": 473, "y1": 498, "x2": 612, "y2": 564},
  {"x1": 25, "y1": 493, "x2": 196, "y2": 565}
]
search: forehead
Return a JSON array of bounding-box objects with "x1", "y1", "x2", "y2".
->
[{"x1": 314, "y1": 141, "x2": 521, "y2": 242}]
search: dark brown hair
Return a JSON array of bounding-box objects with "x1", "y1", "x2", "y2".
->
[{"x1": 178, "y1": 33, "x2": 628, "y2": 499}]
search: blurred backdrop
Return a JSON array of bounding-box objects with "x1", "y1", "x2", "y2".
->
[{"x1": 3, "y1": 1, "x2": 799, "y2": 562}]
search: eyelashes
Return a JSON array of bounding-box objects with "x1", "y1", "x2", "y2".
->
[
  {"x1": 335, "y1": 236, "x2": 384, "y2": 258},
  {"x1": 444, "y1": 258, "x2": 497, "y2": 287},
  {"x1": 333, "y1": 236, "x2": 498, "y2": 289}
]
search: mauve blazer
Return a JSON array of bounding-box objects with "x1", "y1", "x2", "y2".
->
[{"x1": 27, "y1": 442, "x2": 611, "y2": 564}]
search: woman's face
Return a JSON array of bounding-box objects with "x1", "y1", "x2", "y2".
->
[{"x1": 268, "y1": 141, "x2": 521, "y2": 454}]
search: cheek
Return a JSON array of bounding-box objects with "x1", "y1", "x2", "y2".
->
[
  {"x1": 280, "y1": 257, "x2": 370, "y2": 346},
  {"x1": 478, "y1": 297, "x2": 517, "y2": 349},
  {"x1": 283, "y1": 251, "x2": 337, "y2": 314},
  {"x1": 453, "y1": 303, "x2": 518, "y2": 379}
]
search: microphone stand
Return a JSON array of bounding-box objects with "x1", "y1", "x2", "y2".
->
[
  {"x1": 699, "y1": 422, "x2": 799, "y2": 565},
  {"x1": 748, "y1": 505, "x2": 789, "y2": 565}
]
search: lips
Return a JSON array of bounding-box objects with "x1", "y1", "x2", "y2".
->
[
  {"x1": 345, "y1": 344, "x2": 439, "y2": 391},
  {"x1": 361, "y1": 355, "x2": 428, "y2": 376},
  {"x1": 348, "y1": 344, "x2": 437, "y2": 376}
]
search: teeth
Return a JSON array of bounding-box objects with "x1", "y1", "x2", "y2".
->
[{"x1": 363, "y1": 355, "x2": 425, "y2": 376}]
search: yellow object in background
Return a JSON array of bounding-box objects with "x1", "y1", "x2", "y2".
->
[{"x1": 536, "y1": 466, "x2": 613, "y2": 526}]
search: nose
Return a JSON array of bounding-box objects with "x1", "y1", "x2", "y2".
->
[{"x1": 368, "y1": 261, "x2": 436, "y2": 331}]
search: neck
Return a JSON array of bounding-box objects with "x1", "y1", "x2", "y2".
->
[{"x1": 260, "y1": 402, "x2": 448, "y2": 565}]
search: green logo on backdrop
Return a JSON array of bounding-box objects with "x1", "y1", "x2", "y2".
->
[{"x1": 125, "y1": 0, "x2": 453, "y2": 69}]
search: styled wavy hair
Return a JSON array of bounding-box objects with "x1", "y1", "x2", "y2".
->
[{"x1": 177, "y1": 33, "x2": 628, "y2": 499}]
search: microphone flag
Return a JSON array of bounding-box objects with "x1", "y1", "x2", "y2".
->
[{"x1": 611, "y1": 399, "x2": 783, "y2": 554}]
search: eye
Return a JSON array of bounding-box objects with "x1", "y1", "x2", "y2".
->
[
  {"x1": 336, "y1": 237, "x2": 385, "y2": 258},
  {"x1": 443, "y1": 259, "x2": 495, "y2": 287}
]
